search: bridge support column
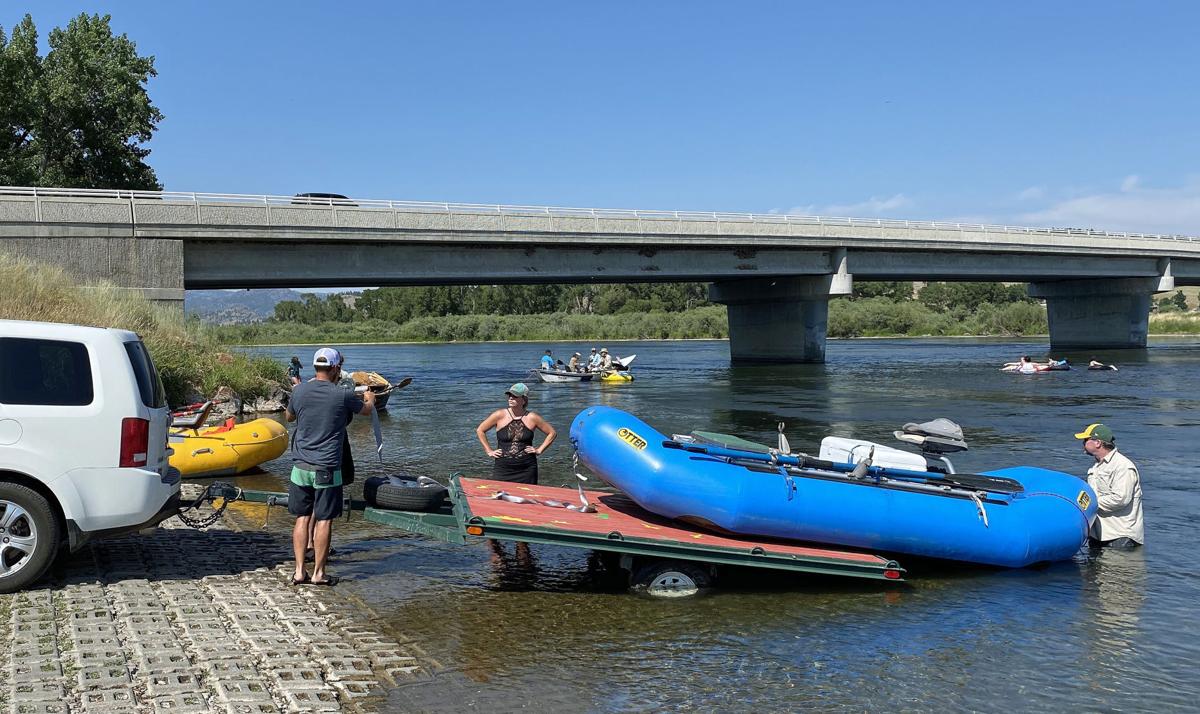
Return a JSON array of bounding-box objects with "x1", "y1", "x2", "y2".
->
[
  {"x1": 711, "y1": 271, "x2": 849, "y2": 363},
  {"x1": 2, "y1": 236, "x2": 184, "y2": 311},
  {"x1": 1028, "y1": 277, "x2": 1167, "y2": 350}
]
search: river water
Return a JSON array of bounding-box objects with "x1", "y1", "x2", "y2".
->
[{"x1": 231, "y1": 338, "x2": 1198, "y2": 711}]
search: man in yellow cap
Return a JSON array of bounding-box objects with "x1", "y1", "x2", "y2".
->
[{"x1": 1074, "y1": 423, "x2": 1143, "y2": 548}]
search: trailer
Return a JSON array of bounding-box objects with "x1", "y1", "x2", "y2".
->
[{"x1": 200, "y1": 476, "x2": 905, "y2": 597}]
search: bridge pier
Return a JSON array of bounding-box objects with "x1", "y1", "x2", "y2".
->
[
  {"x1": 711, "y1": 267, "x2": 851, "y2": 364},
  {"x1": 1028, "y1": 276, "x2": 1170, "y2": 350}
]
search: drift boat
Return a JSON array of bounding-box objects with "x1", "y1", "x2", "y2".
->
[
  {"x1": 169, "y1": 403, "x2": 288, "y2": 479},
  {"x1": 534, "y1": 369, "x2": 594, "y2": 383},
  {"x1": 569, "y1": 406, "x2": 1097, "y2": 568}
]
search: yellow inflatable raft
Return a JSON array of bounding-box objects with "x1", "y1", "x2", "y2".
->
[
  {"x1": 600, "y1": 371, "x2": 634, "y2": 382},
  {"x1": 169, "y1": 417, "x2": 288, "y2": 479}
]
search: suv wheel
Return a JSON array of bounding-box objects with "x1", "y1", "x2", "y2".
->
[{"x1": 0, "y1": 483, "x2": 61, "y2": 593}]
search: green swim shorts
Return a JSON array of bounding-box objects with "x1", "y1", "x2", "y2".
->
[{"x1": 290, "y1": 465, "x2": 343, "y2": 489}]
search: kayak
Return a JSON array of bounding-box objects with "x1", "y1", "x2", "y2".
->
[
  {"x1": 169, "y1": 418, "x2": 288, "y2": 479},
  {"x1": 599, "y1": 371, "x2": 634, "y2": 382},
  {"x1": 569, "y1": 406, "x2": 1097, "y2": 568}
]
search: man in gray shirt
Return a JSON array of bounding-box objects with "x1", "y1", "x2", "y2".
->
[{"x1": 285, "y1": 347, "x2": 374, "y2": 585}]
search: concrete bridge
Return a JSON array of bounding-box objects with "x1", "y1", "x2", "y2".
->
[{"x1": 2, "y1": 187, "x2": 1198, "y2": 362}]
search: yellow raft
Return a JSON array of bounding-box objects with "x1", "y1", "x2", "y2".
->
[
  {"x1": 600, "y1": 371, "x2": 634, "y2": 382},
  {"x1": 169, "y1": 417, "x2": 288, "y2": 479}
]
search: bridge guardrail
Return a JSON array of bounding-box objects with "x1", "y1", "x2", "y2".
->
[{"x1": 0, "y1": 185, "x2": 1194, "y2": 243}]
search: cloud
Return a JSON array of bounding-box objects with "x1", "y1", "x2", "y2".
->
[
  {"x1": 787, "y1": 193, "x2": 911, "y2": 217},
  {"x1": 1018, "y1": 178, "x2": 1200, "y2": 236},
  {"x1": 1016, "y1": 185, "x2": 1046, "y2": 201}
]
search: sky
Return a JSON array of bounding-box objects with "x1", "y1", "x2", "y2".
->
[{"x1": 10, "y1": 2, "x2": 1200, "y2": 236}]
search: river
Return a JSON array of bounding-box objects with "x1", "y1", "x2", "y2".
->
[{"x1": 228, "y1": 338, "x2": 1198, "y2": 711}]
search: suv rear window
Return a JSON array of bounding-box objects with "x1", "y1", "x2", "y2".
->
[
  {"x1": 0, "y1": 337, "x2": 94, "y2": 406},
  {"x1": 124, "y1": 340, "x2": 167, "y2": 408}
]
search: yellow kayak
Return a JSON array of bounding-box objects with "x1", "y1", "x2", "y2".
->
[
  {"x1": 169, "y1": 418, "x2": 288, "y2": 479},
  {"x1": 600, "y1": 371, "x2": 634, "y2": 382}
]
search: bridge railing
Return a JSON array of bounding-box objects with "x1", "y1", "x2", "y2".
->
[{"x1": 0, "y1": 185, "x2": 1194, "y2": 242}]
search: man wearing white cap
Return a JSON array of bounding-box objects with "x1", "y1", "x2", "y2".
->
[{"x1": 284, "y1": 347, "x2": 375, "y2": 585}]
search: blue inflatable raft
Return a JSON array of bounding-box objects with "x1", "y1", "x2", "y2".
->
[{"x1": 569, "y1": 406, "x2": 1098, "y2": 568}]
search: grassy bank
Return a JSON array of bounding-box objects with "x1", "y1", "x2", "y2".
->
[
  {"x1": 0, "y1": 254, "x2": 284, "y2": 405},
  {"x1": 1149, "y1": 311, "x2": 1200, "y2": 334},
  {"x1": 212, "y1": 306, "x2": 731, "y2": 344},
  {"x1": 209, "y1": 294, "x2": 1199, "y2": 346}
]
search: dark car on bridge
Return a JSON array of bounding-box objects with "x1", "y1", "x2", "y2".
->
[{"x1": 291, "y1": 192, "x2": 357, "y2": 206}]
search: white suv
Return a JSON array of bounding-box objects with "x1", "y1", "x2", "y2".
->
[{"x1": 0, "y1": 320, "x2": 181, "y2": 592}]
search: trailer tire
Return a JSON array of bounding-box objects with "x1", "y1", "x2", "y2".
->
[
  {"x1": 630, "y1": 560, "x2": 712, "y2": 598},
  {"x1": 363, "y1": 475, "x2": 448, "y2": 512}
]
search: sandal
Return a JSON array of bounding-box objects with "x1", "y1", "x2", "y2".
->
[
  {"x1": 305, "y1": 575, "x2": 340, "y2": 587},
  {"x1": 289, "y1": 573, "x2": 310, "y2": 586}
]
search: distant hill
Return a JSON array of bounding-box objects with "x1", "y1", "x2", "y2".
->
[{"x1": 185, "y1": 289, "x2": 305, "y2": 324}]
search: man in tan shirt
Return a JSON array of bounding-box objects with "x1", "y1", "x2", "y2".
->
[{"x1": 1075, "y1": 423, "x2": 1144, "y2": 547}]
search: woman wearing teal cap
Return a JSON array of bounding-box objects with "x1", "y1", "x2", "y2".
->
[{"x1": 475, "y1": 383, "x2": 556, "y2": 484}]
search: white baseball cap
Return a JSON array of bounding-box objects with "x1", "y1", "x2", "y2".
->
[{"x1": 313, "y1": 347, "x2": 343, "y2": 367}]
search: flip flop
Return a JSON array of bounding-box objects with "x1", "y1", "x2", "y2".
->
[
  {"x1": 306, "y1": 576, "x2": 339, "y2": 587},
  {"x1": 289, "y1": 573, "x2": 310, "y2": 586}
]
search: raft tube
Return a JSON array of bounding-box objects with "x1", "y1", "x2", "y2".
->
[{"x1": 569, "y1": 406, "x2": 1097, "y2": 568}]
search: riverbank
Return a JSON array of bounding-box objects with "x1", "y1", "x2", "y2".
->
[
  {"x1": 212, "y1": 298, "x2": 1200, "y2": 346},
  {"x1": 0, "y1": 254, "x2": 286, "y2": 405}
]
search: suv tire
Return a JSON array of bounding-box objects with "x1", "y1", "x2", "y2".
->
[{"x1": 0, "y1": 482, "x2": 61, "y2": 594}]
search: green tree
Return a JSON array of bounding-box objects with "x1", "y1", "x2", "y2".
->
[
  {"x1": 0, "y1": 13, "x2": 162, "y2": 189},
  {"x1": 853, "y1": 281, "x2": 915, "y2": 301},
  {"x1": 1156, "y1": 291, "x2": 1188, "y2": 313}
]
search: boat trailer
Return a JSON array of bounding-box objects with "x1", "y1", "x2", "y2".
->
[{"x1": 186, "y1": 476, "x2": 905, "y2": 598}]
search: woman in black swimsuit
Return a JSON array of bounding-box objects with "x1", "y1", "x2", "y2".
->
[{"x1": 475, "y1": 383, "x2": 556, "y2": 484}]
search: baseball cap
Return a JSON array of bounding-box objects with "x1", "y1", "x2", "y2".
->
[
  {"x1": 505, "y1": 383, "x2": 531, "y2": 399},
  {"x1": 1074, "y1": 423, "x2": 1115, "y2": 443},
  {"x1": 313, "y1": 347, "x2": 342, "y2": 367}
]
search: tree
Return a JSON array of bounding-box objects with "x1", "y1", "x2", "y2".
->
[
  {"x1": 853, "y1": 281, "x2": 915, "y2": 301},
  {"x1": 0, "y1": 13, "x2": 162, "y2": 189},
  {"x1": 1156, "y1": 291, "x2": 1188, "y2": 313}
]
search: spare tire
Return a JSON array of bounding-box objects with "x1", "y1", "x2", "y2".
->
[{"x1": 363, "y1": 475, "x2": 448, "y2": 512}]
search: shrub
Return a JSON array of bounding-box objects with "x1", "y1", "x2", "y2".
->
[{"x1": 0, "y1": 254, "x2": 285, "y2": 405}]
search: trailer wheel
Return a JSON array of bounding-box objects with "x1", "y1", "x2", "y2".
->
[
  {"x1": 630, "y1": 560, "x2": 712, "y2": 598},
  {"x1": 363, "y1": 475, "x2": 448, "y2": 512},
  {"x1": 0, "y1": 482, "x2": 61, "y2": 594}
]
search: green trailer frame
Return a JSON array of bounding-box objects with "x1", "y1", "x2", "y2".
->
[{"x1": 203, "y1": 476, "x2": 904, "y2": 595}]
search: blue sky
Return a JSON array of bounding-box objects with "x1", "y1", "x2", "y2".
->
[{"x1": 11, "y1": 2, "x2": 1200, "y2": 234}]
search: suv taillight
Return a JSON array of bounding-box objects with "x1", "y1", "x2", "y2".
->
[{"x1": 120, "y1": 417, "x2": 150, "y2": 468}]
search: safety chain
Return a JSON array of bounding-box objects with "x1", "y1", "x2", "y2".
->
[{"x1": 175, "y1": 481, "x2": 241, "y2": 529}]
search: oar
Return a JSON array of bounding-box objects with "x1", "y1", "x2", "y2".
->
[
  {"x1": 660, "y1": 439, "x2": 1022, "y2": 492},
  {"x1": 392, "y1": 376, "x2": 413, "y2": 390}
]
